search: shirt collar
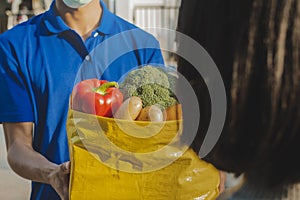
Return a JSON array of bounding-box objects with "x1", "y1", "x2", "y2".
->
[
  {"x1": 95, "y1": 1, "x2": 117, "y2": 35},
  {"x1": 43, "y1": 1, "x2": 116, "y2": 35}
]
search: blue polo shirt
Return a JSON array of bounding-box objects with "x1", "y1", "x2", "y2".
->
[{"x1": 0, "y1": 1, "x2": 164, "y2": 199}]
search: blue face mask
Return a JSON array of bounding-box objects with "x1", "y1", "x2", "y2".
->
[{"x1": 62, "y1": 0, "x2": 93, "y2": 8}]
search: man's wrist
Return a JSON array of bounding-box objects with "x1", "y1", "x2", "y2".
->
[{"x1": 38, "y1": 162, "x2": 59, "y2": 184}]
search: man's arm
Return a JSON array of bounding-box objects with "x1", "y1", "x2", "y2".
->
[{"x1": 3, "y1": 122, "x2": 70, "y2": 200}]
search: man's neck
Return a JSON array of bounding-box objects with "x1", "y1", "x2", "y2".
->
[{"x1": 56, "y1": 0, "x2": 102, "y2": 41}]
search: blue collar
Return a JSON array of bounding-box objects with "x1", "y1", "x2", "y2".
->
[{"x1": 43, "y1": 0, "x2": 116, "y2": 35}]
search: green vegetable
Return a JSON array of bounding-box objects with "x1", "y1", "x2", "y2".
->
[
  {"x1": 132, "y1": 83, "x2": 177, "y2": 109},
  {"x1": 120, "y1": 66, "x2": 178, "y2": 110}
]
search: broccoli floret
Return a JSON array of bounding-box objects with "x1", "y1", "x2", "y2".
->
[
  {"x1": 120, "y1": 66, "x2": 170, "y2": 98},
  {"x1": 120, "y1": 66, "x2": 178, "y2": 110},
  {"x1": 132, "y1": 83, "x2": 177, "y2": 109},
  {"x1": 156, "y1": 66, "x2": 178, "y2": 93}
]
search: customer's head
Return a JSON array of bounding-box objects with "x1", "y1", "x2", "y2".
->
[{"x1": 177, "y1": 0, "x2": 300, "y2": 187}]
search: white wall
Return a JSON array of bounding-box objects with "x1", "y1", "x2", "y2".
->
[
  {"x1": 133, "y1": 0, "x2": 164, "y2": 6},
  {"x1": 0, "y1": 125, "x2": 9, "y2": 169},
  {"x1": 115, "y1": 0, "x2": 180, "y2": 22},
  {"x1": 115, "y1": 0, "x2": 134, "y2": 22}
]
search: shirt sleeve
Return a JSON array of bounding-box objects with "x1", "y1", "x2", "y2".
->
[
  {"x1": 145, "y1": 37, "x2": 165, "y2": 66},
  {"x1": 0, "y1": 38, "x2": 34, "y2": 122}
]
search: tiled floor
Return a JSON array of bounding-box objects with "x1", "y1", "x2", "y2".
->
[{"x1": 0, "y1": 125, "x2": 31, "y2": 200}]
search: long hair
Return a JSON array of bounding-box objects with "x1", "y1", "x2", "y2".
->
[{"x1": 177, "y1": 0, "x2": 300, "y2": 186}]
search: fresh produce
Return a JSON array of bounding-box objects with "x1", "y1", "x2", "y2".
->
[
  {"x1": 132, "y1": 83, "x2": 177, "y2": 110},
  {"x1": 114, "y1": 96, "x2": 143, "y2": 120},
  {"x1": 71, "y1": 79, "x2": 123, "y2": 117},
  {"x1": 163, "y1": 104, "x2": 182, "y2": 121},
  {"x1": 120, "y1": 66, "x2": 170, "y2": 97},
  {"x1": 120, "y1": 66, "x2": 178, "y2": 110},
  {"x1": 136, "y1": 105, "x2": 164, "y2": 122},
  {"x1": 71, "y1": 67, "x2": 181, "y2": 121}
]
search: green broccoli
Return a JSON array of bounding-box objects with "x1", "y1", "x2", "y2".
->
[
  {"x1": 120, "y1": 66, "x2": 178, "y2": 110},
  {"x1": 132, "y1": 83, "x2": 177, "y2": 109}
]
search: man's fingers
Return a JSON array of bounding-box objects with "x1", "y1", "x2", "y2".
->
[{"x1": 61, "y1": 161, "x2": 71, "y2": 173}]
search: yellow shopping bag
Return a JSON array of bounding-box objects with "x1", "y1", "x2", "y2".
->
[{"x1": 67, "y1": 109, "x2": 220, "y2": 200}]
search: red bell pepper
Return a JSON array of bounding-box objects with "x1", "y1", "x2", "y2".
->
[{"x1": 71, "y1": 79, "x2": 123, "y2": 117}]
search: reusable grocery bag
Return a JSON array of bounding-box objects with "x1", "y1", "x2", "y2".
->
[{"x1": 66, "y1": 109, "x2": 220, "y2": 200}]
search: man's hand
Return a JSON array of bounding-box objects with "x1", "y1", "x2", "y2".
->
[
  {"x1": 3, "y1": 122, "x2": 70, "y2": 198},
  {"x1": 48, "y1": 161, "x2": 71, "y2": 200}
]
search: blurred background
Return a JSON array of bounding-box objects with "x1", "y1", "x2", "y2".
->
[
  {"x1": 0, "y1": 125, "x2": 31, "y2": 199},
  {"x1": 0, "y1": 0, "x2": 182, "y2": 199}
]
